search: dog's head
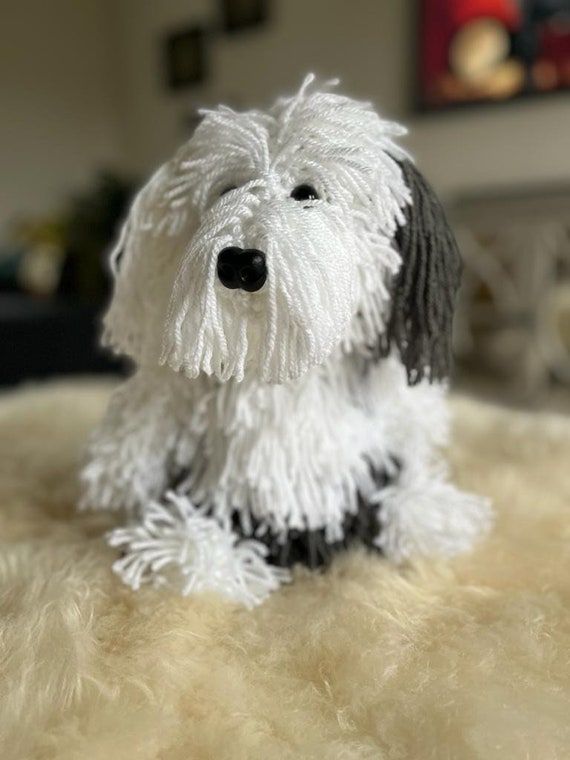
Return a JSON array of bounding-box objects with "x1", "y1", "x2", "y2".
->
[{"x1": 104, "y1": 75, "x2": 461, "y2": 384}]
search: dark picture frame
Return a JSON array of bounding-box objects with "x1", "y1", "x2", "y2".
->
[
  {"x1": 415, "y1": 0, "x2": 570, "y2": 112},
  {"x1": 220, "y1": 0, "x2": 269, "y2": 33},
  {"x1": 164, "y1": 26, "x2": 207, "y2": 91}
]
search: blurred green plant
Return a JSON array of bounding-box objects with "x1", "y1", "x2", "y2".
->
[
  {"x1": 0, "y1": 172, "x2": 138, "y2": 303},
  {"x1": 59, "y1": 172, "x2": 138, "y2": 303}
]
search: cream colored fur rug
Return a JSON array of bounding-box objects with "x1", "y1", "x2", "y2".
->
[{"x1": 1, "y1": 380, "x2": 569, "y2": 760}]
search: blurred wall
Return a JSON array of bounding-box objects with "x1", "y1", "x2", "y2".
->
[
  {"x1": 409, "y1": 88, "x2": 570, "y2": 199},
  {"x1": 111, "y1": 0, "x2": 411, "y2": 172},
  {"x1": 113, "y1": 0, "x2": 570, "y2": 198},
  {"x1": 0, "y1": 0, "x2": 123, "y2": 230},
  {"x1": 1, "y1": 0, "x2": 569, "y2": 232}
]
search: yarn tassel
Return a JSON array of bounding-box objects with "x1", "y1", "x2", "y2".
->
[{"x1": 108, "y1": 493, "x2": 290, "y2": 609}]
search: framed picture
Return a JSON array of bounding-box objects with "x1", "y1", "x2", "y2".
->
[
  {"x1": 164, "y1": 27, "x2": 207, "y2": 91},
  {"x1": 220, "y1": 0, "x2": 269, "y2": 33},
  {"x1": 416, "y1": 0, "x2": 570, "y2": 110}
]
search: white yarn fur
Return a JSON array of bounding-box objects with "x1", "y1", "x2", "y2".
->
[
  {"x1": 108, "y1": 493, "x2": 288, "y2": 609},
  {"x1": 374, "y1": 476, "x2": 493, "y2": 564},
  {"x1": 103, "y1": 75, "x2": 409, "y2": 383},
  {"x1": 80, "y1": 75, "x2": 492, "y2": 605}
]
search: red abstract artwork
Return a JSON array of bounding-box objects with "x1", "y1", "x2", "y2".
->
[{"x1": 417, "y1": 0, "x2": 570, "y2": 108}]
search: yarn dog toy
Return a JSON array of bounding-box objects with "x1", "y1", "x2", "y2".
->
[{"x1": 80, "y1": 75, "x2": 492, "y2": 608}]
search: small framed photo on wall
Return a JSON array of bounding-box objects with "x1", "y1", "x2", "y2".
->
[
  {"x1": 164, "y1": 26, "x2": 207, "y2": 91},
  {"x1": 220, "y1": 0, "x2": 269, "y2": 33}
]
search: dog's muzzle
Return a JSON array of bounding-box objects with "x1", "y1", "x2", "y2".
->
[{"x1": 217, "y1": 247, "x2": 267, "y2": 292}]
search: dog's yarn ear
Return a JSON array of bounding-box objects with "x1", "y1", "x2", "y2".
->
[
  {"x1": 102, "y1": 164, "x2": 185, "y2": 364},
  {"x1": 384, "y1": 159, "x2": 462, "y2": 385}
]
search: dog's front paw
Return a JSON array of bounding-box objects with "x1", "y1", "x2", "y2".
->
[
  {"x1": 375, "y1": 478, "x2": 493, "y2": 564},
  {"x1": 108, "y1": 493, "x2": 290, "y2": 608}
]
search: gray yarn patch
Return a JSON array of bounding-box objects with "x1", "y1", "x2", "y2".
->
[{"x1": 381, "y1": 159, "x2": 462, "y2": 384}]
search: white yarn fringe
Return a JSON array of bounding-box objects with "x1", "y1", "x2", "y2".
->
[
  {"x1": 108, "y1": 493, "x2": 290, "y2": 609},
  {"x1": 374, "y1": 477, "x2": 493, "y2": 565},
  {"x1": 102, "y1": 75, "x2": 411, "y2": 384},
  {"x1": 81, "y1": 77, "x2": 491, "y2": 601}
]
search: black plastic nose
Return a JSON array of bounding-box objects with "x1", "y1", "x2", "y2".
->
[{"x1": 216, "y1": 247, "x2": 267, "y2": 292}]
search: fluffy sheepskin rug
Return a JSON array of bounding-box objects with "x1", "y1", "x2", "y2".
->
[{"x1": 1, "y1": 380, "x2": 570, "y2": 760}]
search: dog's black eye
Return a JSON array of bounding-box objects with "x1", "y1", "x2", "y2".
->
[
  {"x1": 220, "y1": 185, "x2": 237, "y2": 196},
  {"x1": 291, "y1": 184, "x2": 319, "y2": 202}
]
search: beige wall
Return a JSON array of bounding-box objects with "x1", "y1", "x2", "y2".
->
[
  {"x1": 109, "y1": 0, "x2": 213, "y2": 175},
  {"x1": 112, "y1": 0, "x2": 412, "y2": 173},
  {"x1": 114, "y1": 0, "x2": 570, "y2": 198},
  {"x1": 409, "y1": 91, "x2": 570, "y2": 199},
  {"x1": 1, "y1": 0, "x2": 569, "y2": 232},
  {"x1": 0, "y1": 0, "x2": 124, "y2": 230}
]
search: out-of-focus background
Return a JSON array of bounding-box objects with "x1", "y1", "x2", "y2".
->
[{"x1": 1, "y1": 0, "x2": 569, "y2": 409}]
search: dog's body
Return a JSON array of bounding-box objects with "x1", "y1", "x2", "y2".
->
[{"x1": 80, "y1": 77, "x2": 491, "y2": 606}]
